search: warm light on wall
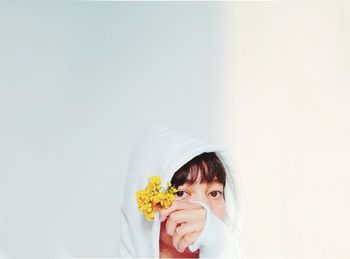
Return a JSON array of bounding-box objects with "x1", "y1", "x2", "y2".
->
[{"x1": 218, "y1": 1, "x2": 350, "y2": 259}]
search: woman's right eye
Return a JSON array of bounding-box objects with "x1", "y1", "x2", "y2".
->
[
  {"x1": 175, "y1": 191, "x2": 185, "y2": 197},
  {"x1": 175, "y1": 191, "x2": 189, "y2": 199}
]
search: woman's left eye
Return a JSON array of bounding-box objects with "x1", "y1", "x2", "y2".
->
[{"x1": 209, "y1": 191, "x2": 223, "y2": 198}]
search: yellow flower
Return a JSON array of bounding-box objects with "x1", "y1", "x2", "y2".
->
[
  {"x1": 149, "y1": 176, "x2": 161, "y2": 186},
  {"x1": 136, "y1": 176, "x2": 177, "y2": 221}
]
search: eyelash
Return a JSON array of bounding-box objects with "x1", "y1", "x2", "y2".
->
[
  {"x1": 209, "y1": 191, "x2": 223, "y2": 198},
  {"x1": 175, "y1": 190, "x2": 224, "y2": 199}
]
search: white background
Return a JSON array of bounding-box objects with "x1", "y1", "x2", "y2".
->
[{"x1": 0, "y1": 1, "x2": 349, "y2": 259}]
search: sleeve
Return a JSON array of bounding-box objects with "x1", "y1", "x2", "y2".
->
[
  {"x1": 188, "y1": 202, "x2": 235, "y2": 258},
  {"x1": 119, "y1": 208, "x2": 136, "y2": 258}
]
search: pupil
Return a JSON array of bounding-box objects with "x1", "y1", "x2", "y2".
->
[
  {"x1": 176, "y1": 191, "x2": 184, "y2": 197},
  {"x1": 212, "y1": 191, "x2": 217, "y2": 197}
]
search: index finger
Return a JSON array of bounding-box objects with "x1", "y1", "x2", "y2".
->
[{"x1": 159, "y1": 200, "x2": 202, "y2": 222}]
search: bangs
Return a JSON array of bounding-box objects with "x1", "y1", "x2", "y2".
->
[{"x1": 171, "y1": 152, "x2": 226, "y2": 188}]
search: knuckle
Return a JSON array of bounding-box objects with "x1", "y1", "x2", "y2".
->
[
  {"x1": 166, "y1": 227, "x2": 172, "y2": 236},
  {"x1": 175, "y1": 226, "x2": 183, "y2": 237},
  {"x1": 179, "y1": 240, "x2": 186, "y2": 251},
  {"x1": 184, "y1": 234, "x2": 193, "y2": 244},
  {"x1": 166, "y1": 224, "x2": 174, "y2": 236},
  {"x1": 168, "y1": 213, "x2": 177, "y2": 222}
]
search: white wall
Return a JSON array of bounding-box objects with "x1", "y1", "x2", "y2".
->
[{"x1": 0, "y1": 2, "x2": 225, "y2": 259}]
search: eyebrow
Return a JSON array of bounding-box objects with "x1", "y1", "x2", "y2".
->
[{"x1": 180, "y1": 181, "x2": 224, "y2": 188}]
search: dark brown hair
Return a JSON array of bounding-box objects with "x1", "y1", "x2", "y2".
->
[{"x1": 170, "y1": 152, "x2": 226, "y2": 188}]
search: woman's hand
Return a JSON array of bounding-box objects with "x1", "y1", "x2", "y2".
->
[{"x1": 159, "y1": 200, "x2": 206, "y2": 253}]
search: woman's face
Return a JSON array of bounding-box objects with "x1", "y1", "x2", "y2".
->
[
  {"x1": 174, "y1": 175, "x2": 225, "y2": 220},
  {"x1": 159, "y1": 174, "x2": 226, "y2": 257}
]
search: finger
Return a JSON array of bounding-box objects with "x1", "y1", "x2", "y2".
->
[
  {"x1": 166, "y1": 208, "x2": 206, "y2": 227},
  {"x1": 165, "y1": 215, "x2": 177, "y2": 236},
  {"x1": 165, "y1": 209, "x2": 206, "y2": 236},
  {"x1": 177, "y1": 232, "x2": 200, "y2": 253},
  {"x1": 172, "y1": 221, "x2": 203, "y2": 251},
  {"x1": 159, "y1": 200, "x2": 202, "y2": 222}
]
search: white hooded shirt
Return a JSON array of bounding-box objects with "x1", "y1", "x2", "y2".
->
[{"x1": 119, "y1": 126, "x2": 244, "y2": 258}]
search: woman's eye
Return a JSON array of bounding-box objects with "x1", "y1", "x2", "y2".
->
[
  {"x1": 175, "y1": 191, "x2": 185, "y2": 197},
  {"x1": 209, "y1": 191, "x2": 223, "y2": 198},
  {"x1": 175, "y1": 191, "x2": 189, "y2": 199}
]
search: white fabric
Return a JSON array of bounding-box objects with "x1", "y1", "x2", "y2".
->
[
  {"x1": 188, "y1": 201, "x2": 234, "y2": 258},
  {"x1": 119, "y1": 126, "x2": 244, "y2": 258}
]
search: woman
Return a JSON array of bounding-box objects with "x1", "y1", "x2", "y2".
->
[{"x1": 119, "y1": 126, "x2": 244, "y2": 258}]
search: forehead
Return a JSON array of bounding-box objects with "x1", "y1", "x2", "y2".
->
[{"x1": 182, "y1": 176, "x2": 223, "y2": 187}]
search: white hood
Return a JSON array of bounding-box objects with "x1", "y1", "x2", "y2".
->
[{"x1": 119, "y1": 126, "x2": 244, "y2": 258}]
